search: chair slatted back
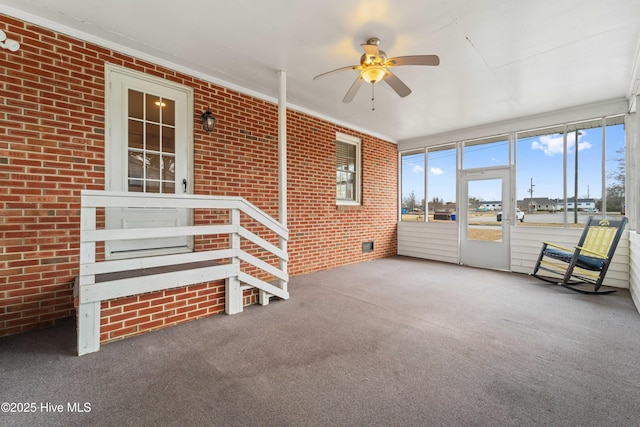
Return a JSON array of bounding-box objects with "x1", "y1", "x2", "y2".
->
[
  {"x1": 583, "y1": 225, "x2": 617, "y2": 256},
  {"x1": 576, "y1": 216, "x2": 628, "y2": 258}
]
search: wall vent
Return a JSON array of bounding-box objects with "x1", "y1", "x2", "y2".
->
[{"x1": 362, "y1": 241, "x2": 374, "y2": 253}]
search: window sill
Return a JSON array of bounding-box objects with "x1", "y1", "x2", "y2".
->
[{"x1": 336, "y1": 204, "x2": 364, "y2": 212}]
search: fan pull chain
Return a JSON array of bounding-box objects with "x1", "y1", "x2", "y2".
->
[{"x1": 371, "y1": 83, "x2": 375, "y2": 111}]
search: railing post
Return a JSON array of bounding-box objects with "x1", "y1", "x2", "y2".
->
[
  {"x1": 226, "y1": 208, "x2": 243, "y2": 314},
  {"x1": 77, "y1": 202, "x2": 100, "y2": 355}
]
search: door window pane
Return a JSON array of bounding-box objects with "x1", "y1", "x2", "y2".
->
[
  {"x1": 127, "y1": 89, "x2": 177, "y2": 194},
  {"x1": 128, "y1": 90, "x2": 144, "y2": 120},
  {"x1": 128, "y1": 119, "x2": 144, "y2": 150},
  {"x1": 146, "y1": 123, "x2": 160, "y2": 152},
  {"x1": 162, "y1": 99, "x2": 176, "y2": 126},
  {"x1": 467, "y1": 179, "x2": 502, "y2": 241},
  {"x1": 163, "y1": 126, "x2": 175, "y2": 153},
  {"x1": 128, "y1": 179, "x2": 144, "y2": 192},
  {"x1": 146, "y1": 94, "x2": 161, "y2": 123}
]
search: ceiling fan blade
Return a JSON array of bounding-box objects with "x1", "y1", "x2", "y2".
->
[
  {"x1": 382, "y1": 71, "x2": 412, "y2": 97},
  {"x1": 313, "y1": 65, "x2": 361, "y2": 80},
  {"x1": 342, "y1": 76, "x2": 365, "y2": 103},
  {"x1": 361, "y1": 43, "x2": 379, "y2": 58},
  {"x1": 385, "y1": 55, "x2": 440, "y2": 67}
]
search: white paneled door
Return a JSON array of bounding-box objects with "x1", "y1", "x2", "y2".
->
[{"x1": 105, "y1": 65, "x2": 194, "y2": 258}]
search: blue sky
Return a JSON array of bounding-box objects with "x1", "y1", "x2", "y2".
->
[{"x1": 401, "y1": 124, "x2": 625, "y2": 205}]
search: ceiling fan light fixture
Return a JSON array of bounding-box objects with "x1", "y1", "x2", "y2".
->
[{"x1": 361, "y1": 65, "x2": 386, "y2": 84}]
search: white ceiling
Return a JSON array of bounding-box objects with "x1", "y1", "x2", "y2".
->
[{"x1": 2, "y1": 0, "x2": 640, "y2": 142}]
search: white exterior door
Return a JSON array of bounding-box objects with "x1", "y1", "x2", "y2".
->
[
  {"x1": 459, "y1": 168, "x2": 511, "y2": 270},
  {"x1": 105, "y1": 65, "x2": 194, "y2": 258}
]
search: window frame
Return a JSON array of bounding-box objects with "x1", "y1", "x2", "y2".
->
[
  {"x1": 336, "y1": 132, "x2": 362, "y2": 206},
  {"x1": 398, "y1": 113, "x2": 625, "y2": 230}
]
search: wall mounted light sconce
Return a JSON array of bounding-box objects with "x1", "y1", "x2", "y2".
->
[
  {"x1": 0, "y1": 30, "x2": 20, "y2": 52},
  {"x1": 201, "y1": 110, "x2": 216, "y2": 133}
]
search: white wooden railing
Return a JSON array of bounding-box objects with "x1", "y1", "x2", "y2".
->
[{"x1": 77, "y1": 190, "x2": 288, "y2": 355}]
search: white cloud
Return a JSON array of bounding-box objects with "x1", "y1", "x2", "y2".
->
[
  {"x1": 578, "y1": 141, "x2": 592, "y2": 151},
  {"x1": 430, "y1": 167, "x2": 444, "y2": 176},
  {"x1": 531, "y1": 134, "x2": 565, "y2": 156},
  {"x1": 412, "y1": 164, "x2": 424, "y2": 174},
  {"x1": 531, "y1": 131, "x2": 591, "y2": 156}
]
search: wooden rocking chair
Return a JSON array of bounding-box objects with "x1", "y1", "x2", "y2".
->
[{"x1": 531, "y1": 216, "x2": 628, "y2": 294}]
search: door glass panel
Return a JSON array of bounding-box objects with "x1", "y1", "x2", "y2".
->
[
  {"x1": 128, "y1": 179, "x2": 144, "y2": 192},
  {"x1": 162, "y1": 99, "x2": 176, "y2": 126},
  {"x1": 467, "y1": 179, "x2": 502, "y2": 242},
  {"x1": 146, "y1": 180, "x2": 160, "y2": 193},
  {"x1": 163, "y1": 126, "x2": 175, "y2": 153},
  {"x1": 128, "y1": 90, "x2": 143, "y2": 119},
  {"x1": 146, "y1": 153, "x2": 161, "y2": 181},
  {"x1": 162, "y1": 182, "x2": 175, "y2": 193},
  {"x1": 127, "y1": 151, "x2": 143, "y2": 186},
  {"x1": 146, "y1": 94, "x2": 161, "y2": 123},
  {"x1": 146, "y1": 123, "x2": 160, "y2": 152},
  {"x1": 128, "y1": 120, "x2": 144, "y2": 149},
  {"x1": 127, "y1": 89, "x2": 176, "y2": 194}
]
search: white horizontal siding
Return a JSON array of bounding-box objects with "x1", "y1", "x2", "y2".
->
[
  {"x1": 398, "y1": 222, "x2": 630, "y2": 290},
  {"x1": 629, "y1": 232, "x2": 640, "y2": 313},
  {"x1": 397, "y1": 221, "x2": 459, "y2": 264},
  {"x1": 511, "y1": 226, "x2": 629, "y2": 289}
]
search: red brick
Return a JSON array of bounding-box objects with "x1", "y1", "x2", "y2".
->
[
  {"x1": 0, "y1": 13, "x2": 398, "y2": 345},
  {"x1": 108, "y1": 326, "x2": 138, "y2": 339}
]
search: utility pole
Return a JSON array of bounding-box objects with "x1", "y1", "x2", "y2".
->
[{"x1": 527, "y1": 178, "x2": 535, "y2": 214}]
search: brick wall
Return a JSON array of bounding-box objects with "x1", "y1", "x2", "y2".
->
[{"x1": 0, "y1": 14, "x2": 397, "y2": 344}]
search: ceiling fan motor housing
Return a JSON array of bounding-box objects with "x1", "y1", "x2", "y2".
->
[{"x1": 360, "y1": 51, "x2": 387, "y2": 67}]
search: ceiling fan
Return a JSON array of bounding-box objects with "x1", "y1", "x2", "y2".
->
[{"x1": 313, "y1": 37, "x2": 439, "y2": 108}]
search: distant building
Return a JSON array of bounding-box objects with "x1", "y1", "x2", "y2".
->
[
  {"x1": 476, "y1": 201, "x2": 502, "y2": 211},
  {"x1": 518, "y1": 198, "x2": 596, "y2": 212}
]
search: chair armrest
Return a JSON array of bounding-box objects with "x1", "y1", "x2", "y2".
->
[
  {"x1": 574, "y1": 245, "x2": 607, "y2": 259},
  {"x1": 542, "y1": 242, "x2": 573, "y2": 252}
]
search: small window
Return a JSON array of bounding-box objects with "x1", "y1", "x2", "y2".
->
[
  {"x1": 336, "y1": 133, "x2": 361, "y2": 205},
  {"x1": 463, "y1": 135, "x2": 510, "y2": 169}
]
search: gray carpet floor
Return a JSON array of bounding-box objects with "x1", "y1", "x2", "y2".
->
[{"x1": 1, "y1": 256, "x2": 640, "y2": 427}]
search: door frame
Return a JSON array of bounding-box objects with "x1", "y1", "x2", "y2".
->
[
  {"x1": 104, "y1": 64, "x2": 194, "y2": 259},
  {"x1": 458, "y1": 166, "x2": 512, "y2": 270}
]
